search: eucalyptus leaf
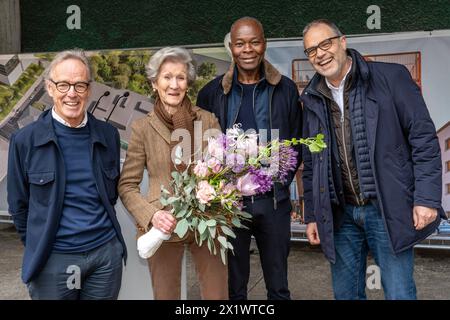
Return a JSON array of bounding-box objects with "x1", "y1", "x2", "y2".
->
[
  {"x1": 200, "y1": 230, "x2": 208, "y2": 241},
  {"x1": 205, "y1": 219, "x2": 216, "y2": 227},
  {"x1": 214, "y1": 215, "x2": 226, "y2": 222},
  {"x1": 160, "y1": 197, "x2": 168, "y2": 206},
  {"x1": 198, "y1": 220, "x2": 207, "y2": 234},
  {"x1": 238, "y1": 210, "x2": 252, "y2": 219},
  {"x1": 221, "y1": 225, "x2": 236, "y2": 238},
  {"x1": 192, "y1": 217, "x2": 199, "y2": 228},
  {"x1": 167, "y1": 197, "x2": 179, "y2": 204},
  {"x1": 231, "y1": 217, "x2": 241, "y2": 228},
  {"x1": 174, "y1": 218, "x2": 189, "y2": 238},
  {"x1": 217, "y1": 235, "x2": 227, "y2": 248},
  {"x1": 208, "y1": 226, "x2": 216, "y2": 238},
  {"x1": 175, "y1": 208, "x2": 187, "y2": 218},
  {"x1": 220, "y1": 248, "x2": 227, "y2": 265},
  {"x1": 207, "y1": 238, "x2": 212, "y2": 254},
  {"x1": 184, "y1": 185, "x2": 193, "y2": 194}
]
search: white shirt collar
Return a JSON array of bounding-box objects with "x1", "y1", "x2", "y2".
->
[
  {"x1": 325, "y1": 58, "x2": 353, "y2": 91},
  {"x1": 52, "y1": 107, "x2": 88, "y2": 128}
]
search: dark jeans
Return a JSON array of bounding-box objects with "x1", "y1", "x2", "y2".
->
[
  {"x1": 228, "y1": 197, "x2": 292, "y2": 300},
  {"x1": 331, "y1": 203, "x2": 416, "y2": 300},
  {"x1": 27, "y1": 236, "x2": 123, "y2": 300}
]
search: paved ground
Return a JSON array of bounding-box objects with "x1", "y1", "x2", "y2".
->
[{"x1": 1, "y1": 225, "x2": 450, "y2": 300}]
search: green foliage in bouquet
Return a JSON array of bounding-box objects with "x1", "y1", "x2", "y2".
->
[{"x1": 160, "y1": 169, "x2": 252, "y2": 265}]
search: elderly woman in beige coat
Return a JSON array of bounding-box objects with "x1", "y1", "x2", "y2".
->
[{"x1": 118, "y1": 47, "x2": 227, "y2": 300}]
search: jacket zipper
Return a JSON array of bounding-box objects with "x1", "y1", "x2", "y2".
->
[
  {"x1": 268, "y1": 88, "x2": 277, "y2": 210},
  {"x1": 232, "y1": 85, "x2": 244, "y2": 126},
  {"x1": 252, "y1": 84, "x2": 257, "y2": 128},
  {"x1": 340, "y1": 112, "x2": 361, "y2": 206}
]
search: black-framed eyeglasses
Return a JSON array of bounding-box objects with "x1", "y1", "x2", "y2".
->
[
  {"x1": 304, "y1": 36, "x2": 341, "y2": 58},
  {"x1": 49, "y1": 79, "x2": 90, "y2": 93}
]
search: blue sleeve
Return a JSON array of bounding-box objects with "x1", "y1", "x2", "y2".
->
[
  {"x1": 301, "y1": 107, "x2": 316, "y2": 224},
  {"x1": 392, "y1": 65, "x2": 442, "y2": 209},
  {"x1": 284, "y1": 84, "x2": 302, "y2": 187},
  {"x1": 7, "y1": 134, "x2": 29, "y2": 244}
]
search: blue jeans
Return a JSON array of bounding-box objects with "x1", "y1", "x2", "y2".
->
[
  {"x1": 331, "y1": 203, "x2": 416, "y2": 300},
  {"x1": 27, "y1": 236, "x2": 123, "y2": 300}
]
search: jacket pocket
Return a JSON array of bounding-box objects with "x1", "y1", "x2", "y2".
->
[
  {"x1": 102, "y1": 167, "x2": 119, "y2": 202},
  {"x1": 28, "y1": 171, "x2": 55, "y2": 206}
]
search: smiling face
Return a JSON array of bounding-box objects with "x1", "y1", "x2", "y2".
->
[
  {"x1": 152, "y1": 60, "x2": 188, "y2": 112},
  {"x1": 303, "y1": 23, "x2": 349, "y2": 86},
  {"x1": 230, "y1": 20, "x2": 266, "y2": 76},
  {"x1": 46, "y1": 58, "x2": 90, "y2": 127}
]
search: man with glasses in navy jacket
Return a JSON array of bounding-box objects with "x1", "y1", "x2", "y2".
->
[
  {"x1": 300, "y1": 19, "x2": 444, "y2": 299},
  {"x1": 7, "y1": 49, "x2": 126, "y2": 300}
]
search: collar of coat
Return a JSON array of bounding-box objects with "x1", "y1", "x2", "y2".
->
[
  {"x1": 33, "y1": 109, "x2": 108, "y2": 147},
  {"x1": 221, "y1": 59, "x2": 282, "y2": 95},
  {"x1": 148, "y1": 111, "x2": 172, "y2": 145}
]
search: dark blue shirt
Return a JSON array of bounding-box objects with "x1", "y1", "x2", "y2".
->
[
  {"x1": 235, "y1": 82, "x2": 258, "y2": 131},
  {"x1": 53, "y1": 119, "x2": 115, "y2": 252}
]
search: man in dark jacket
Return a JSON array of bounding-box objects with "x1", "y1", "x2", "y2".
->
[
  {"x1": 300, "y1": 19, "x2": 444, "y2": 299},
  {"x1": 197, "y1": 17, "x2": 302, "y2": 300},
  {"x1": 7, "y1": 49, "x2": 127, "y2": 299}
]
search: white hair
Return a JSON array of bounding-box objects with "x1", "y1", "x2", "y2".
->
[
  {"x1": 224, "y1": 32, "x2": 232, "y2": 57},
  {"x1": 146, "y1": 47, "x2": 196, "y2": 86}
]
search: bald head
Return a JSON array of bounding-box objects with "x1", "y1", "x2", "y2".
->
[{"x1": 230, "y1": 17, "x2": 265, "y2": 40}]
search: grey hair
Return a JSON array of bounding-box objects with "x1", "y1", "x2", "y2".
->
[
  {"x1": 145, "y1": 47, "x2": 196, "y2": 86},
  {"x1": 44, "y1": 48, "x2": 91, "y2": 81},
  {"x1": 302, "y1": 19, "x2": 343, "y2": 38},
  {"x1": 224, "y1": 32, "x2": 232, "y2": 57}
]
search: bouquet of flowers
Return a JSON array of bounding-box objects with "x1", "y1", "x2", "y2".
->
[{"x1": 137, "y1": 124, "x2": 326, "y2": 264}]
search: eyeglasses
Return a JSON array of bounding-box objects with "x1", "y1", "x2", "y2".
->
[
  {"x1": 304, "y1": 36, "x2": 341, "y2": 58},
  {"x1": 49, "y1": 79, "x2": 90, "y2": 93}
]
